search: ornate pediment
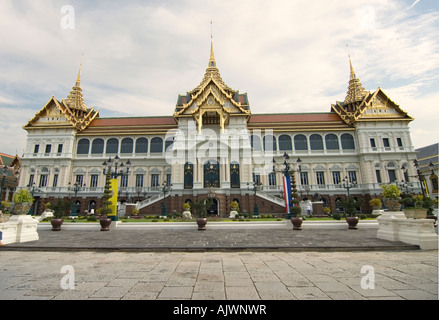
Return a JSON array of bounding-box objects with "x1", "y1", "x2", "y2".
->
[
  {"x1": 23, "y1": 68, "x2": 99, "y2": 132},
  {"x1": 174, "y1": 38, "x2": 251, "y2": 132}
]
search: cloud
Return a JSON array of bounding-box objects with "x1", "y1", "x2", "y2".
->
[{"x1": 0, "y1": 0, "x2": 438, "y2": 156}]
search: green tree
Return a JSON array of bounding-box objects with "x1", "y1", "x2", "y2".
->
[{"x1": 99, "y1": 171, "x2": 113, "y2": 217}]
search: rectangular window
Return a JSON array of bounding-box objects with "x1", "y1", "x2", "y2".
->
[
  {"x1": 151, "y1": 174, "x2": 159, "y2": 187},
  {"x1": 52, "y1": 174, "x2": 58, "y2": 187},
  {"x1": 136, "y1": 174, "x2": 144, "y2": 188},
  {"x1": 375, "y1": 170, "x2": 382, "y2": 183},
  {"x1": 388, "y1": 170, "x2": 396, "y2": 183},
  {"x1": 316, "y1": 172, "x2": 325, "y2": 185},
  {"x1": 268, "y1": 173, "x2": 276, "y2": 186},
  {"x1": 252, "y1": 173, "x2": 261, "y2": 185},
  {"x1": 370, "y1": 138, "x2": 376, "y2": 148},
  {"x1": 76, "y1": 175, "x2": 84, "y2": 186},
  {"x1": 90, "y1": 175, "x2": 99, "y2": 188},
  {"x1": 39, "y1": 175, "x2": 48, "y2": 187},
  {"x1": 166, "y1": 174, "x2": 172, "y2": 187},
  {"x1": 34, "y1": 145, "x2": 40, "y2": 154},
  {"x1": 57, "y1": 144, "x2": 63, "y2": 154},
  {"x1": 45, "y1": 144, "x2": 52, "y2": 154},
  {"x1": 397, "y1": 138, "x2": 403, "y2": 147},
  {"x1": 121, "y1": 175, "x2": 128, "y2": 188},
  {"x1": 29, "y1": 174, "x2": 35, "y2": 187},
  {"x1": 332, "y1": 171, "x2": 341, "y2": 185},
  {"x1": 348, "y1": 171, "x2": 357, "y2": 184},
  {"x1": 382, "y1": 138, "x2": 390, "y2": 148},
  {"x1": 300, "y1": 172, "x2": 308, "y2": 185}
]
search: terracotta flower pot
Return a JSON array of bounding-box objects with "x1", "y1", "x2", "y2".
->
[
  {"x1": 291, "y1": 217, "x2": 303, "y2": 230},
  {"x1": 196, "y1": 218, "x2": 207, "y2": 231},
  {"x1": 50, "y1": 218, "x2": 64, "y2": 231},
  {"x1": 99, "y1": 217, "x2": 112, "y2": 231},
  {"x1": 345, "y1": 216, "x2": 359, "y2": 229}
]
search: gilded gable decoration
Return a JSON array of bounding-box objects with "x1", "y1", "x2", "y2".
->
[
  {"x1": 23, "y1": 66, "x2": 99, "y2": 132},
  {"x1": 331, "y1": 58, "x2": 413, "y2": 125},
  {"x1": 174, "y1": 36, "x2": 251, "y2": 133}
]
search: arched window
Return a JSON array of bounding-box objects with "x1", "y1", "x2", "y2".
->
[
  {"x1": 341, "y1": 133, "x2": 355, "y2": 150},
  {"x1": 325, "y1": 134, "x2": 339, "y2": 150},
  {"x1": 121, "y1": 138, "x2": 133, "y2": 154},
  {"x1": 263, "y1": 135, "x2": 277, "y2": 151},
  {"x1": 230, "y1": 162, "x2": 240, "y2": 188},
  {"x1": 310, "y1": 134, "x2": 323, "y2": 150},
  {"x1": 294, "y1": 135, "x2": 308, "y2": 151},
  {"x1": 250, "y1": 135, "x2": 261, "y2": 151},
  {"x1": 150, "y1": 137, "x2": 163, "y2": 153},
  {"x1": 278, "y1": 135, "x2": 292, "y2": 151},
  {"x1": 77, "y1": 139, "x2": 90, "y2": 155},
  {"x1": 106, "y1": 138, "x2": 119, "y2": 154},
  {"x1": 135, "y1": 138, "x2": 148, "y2": 154},
  {"x1": 91, "y1": 138, "x2": 104, "y2": 154}
]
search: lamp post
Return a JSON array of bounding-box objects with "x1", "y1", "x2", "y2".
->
[
  {"x1": 413, "y1": 159, "x2": 426, "y2": 197},
  {"x1": 161, "y1": 182, "x2": 172, "y2": 217},
  {"x1": 340, "y1": 176, "x2": 356, "y2": 199},
  {"x1": 0, "y1": 166, "x2": 9, "y2": 211},
  {"x1": 272, "y1": 153, "x2": 302, "y2": 219},
  {"x1": 102, "y1": 156, "x2": 131, "y2": 221},
  {"x1": 27, "y1": 182, "x2": 40, "y2": 215},
  {"x1": 247, "y1": 181, "x2": 261, "y2": 217},
  {"x1": 68, "y1": 181, "x2": 85, "y2": 216}
]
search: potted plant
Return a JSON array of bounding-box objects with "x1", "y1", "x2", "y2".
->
[
  {"x1": 12, "y1": 189, "x2": 34, "y2": 215},
  {"x1": 290, "y1": 206, "x2": 303, "y2": 230},
  {"x1": 289, "y1": 174, "x2": 303, "y2": 229},
  {"x1": 339, "y1": 197, "x2": 363, "y2": 229},
  {"x1": 402, "y1": 194, "x2": 428, "y2": 219},
  {"x1": 99, "y1": 171, "x2": 114, "y2": 231},
  {"x1": 51, "y1": 198, "x2": 70, "y2": 231},
  {"x1": 323, "y1": 206, "x2": 331, "y2": 216},
  {"x1": 369, "y1": 198, "x2": 382, "y2": 210},
  {"x1": 381, "y1": 184, "x2": 402, "y2": 211},
  {"x1": 191, "y1": 198, "x2": 213, "y2": 230},
  {"x1": 182, "y1": 202, "x2": 192, "y2": 219},
  {"x1": 230, "y1": 201, "x2": 239, "y2": 218}
]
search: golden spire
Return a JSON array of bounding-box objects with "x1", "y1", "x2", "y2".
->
[
  {"x1": 344, "y1": 56, "x2": 367, "y2": 105},
  {"x1": 64, "y1": 65, "x2": 87, "y2": 111},
  {"x1": 208, "y1": 21, "x2": 216, "y2": 69}
]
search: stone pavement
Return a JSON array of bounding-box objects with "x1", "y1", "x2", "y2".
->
[{"x1": 0, "y1": 221, "x2": 437, "y2": 302}]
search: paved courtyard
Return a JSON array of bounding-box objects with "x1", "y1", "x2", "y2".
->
[
  {"x1": 0, "y1": 250, "x2": 437, "y2": 300},
  {"x1": 0, "y1": 223, "x2": 437, "y2": 301}
]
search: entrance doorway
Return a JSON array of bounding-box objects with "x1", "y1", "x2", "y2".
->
[{"x1": 207, "y1": 198, "x2": 219, "y2": 216}]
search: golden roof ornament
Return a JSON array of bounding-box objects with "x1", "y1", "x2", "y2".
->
[
  {"x1": 344, "y1": 56, "x2": 367, "y2": 105},
  {"x1": 64, "y1": 65, "x2": 88, "y2": 111}
]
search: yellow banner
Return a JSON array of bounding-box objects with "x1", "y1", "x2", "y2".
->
[{"x1": 109, "y1": 179, "x2": 118, "y2": 216}]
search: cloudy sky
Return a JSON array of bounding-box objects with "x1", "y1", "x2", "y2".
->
[{"x1": 0, "y1": 0, "x2": 438, "y2": 156}]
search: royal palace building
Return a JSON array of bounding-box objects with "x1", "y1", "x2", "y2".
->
[{"x1": 18, "y1": 39, "x2": 422, "y2": 217}]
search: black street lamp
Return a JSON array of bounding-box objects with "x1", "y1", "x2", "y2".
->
[
  {"x1": 161, "y1": 182, "x2": 172, "y2": 217},
  {"x1": 102, "y1": 156, "x2": 131, "y2": 221},
  {"x1": 102, "y1": 156, "x2": 131, "y2": 179},
  {"x1": 247, "y1": 181, "x2": 261, "y2": 216},
  {"x1": 413, "y1": 159, "x2": 426, "y2": 197},
  {"x1": 339, "y1": 176, "x2": 356, "y2": 199},
  {"x1": 272, "y1": 153, "x2": 302, "y2": 219},
  {"x1": 68, "y1": 181, "x2": 85, "y2": 216}
]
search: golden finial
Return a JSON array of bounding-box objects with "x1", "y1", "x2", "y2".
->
[{"x1": 208, "y1": 21, "x2": 216, "y2": 68}]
